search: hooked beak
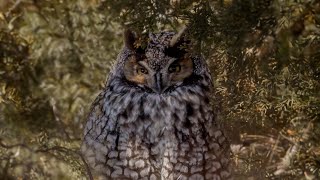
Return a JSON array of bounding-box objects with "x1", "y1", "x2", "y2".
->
[{"x1": 153, "y1": 72, "x2": 163, "y2": 93}]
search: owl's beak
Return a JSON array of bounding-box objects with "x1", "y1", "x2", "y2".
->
[{"x1": 153, "y1": 72, "x2": 164, "y2": 93}]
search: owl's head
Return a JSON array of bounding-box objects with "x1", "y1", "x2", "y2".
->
[{"x1": 113, "y1": 28, "x2": 210, "y2": 94}]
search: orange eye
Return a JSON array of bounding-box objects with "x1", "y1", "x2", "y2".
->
[
  {"x1": 137, "y1": 66, "x2": 148, "y2": 74},
  {"x1": 168, "y1": 64, "x2": 181, "y2": 73}
]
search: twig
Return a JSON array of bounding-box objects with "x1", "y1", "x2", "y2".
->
[
  {"x1": 50, "y1": 98, "x2": 72, "y2": 140},
  {"x1": 5, "y1": 0, "x2": 23, "y2": 16},
  {"x1": 0, "y1": 139, "x2": 93, "y2": 180},
  {"x1": 274, "y1": 120, "x2": 314, "y2": 176},
  {"x1": 0, "y1": 139, "x2": 32, "y2": 151},
  {"x1": 77, "y1": 151, "x2": 94, "y2": 180},
  {"x1": 268, "y1": 135, "x2": 281, "y2": 164}
]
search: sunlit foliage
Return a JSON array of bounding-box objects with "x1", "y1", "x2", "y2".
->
[{"x1": 0, "y1": 0, "x2": 319, "y2": 179}]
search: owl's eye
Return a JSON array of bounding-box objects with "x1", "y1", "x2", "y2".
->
[
  {"x1": 136, "y1": 66, "x2": 148, "y2": 74},
  {"x1": 168, "y1": 64, "x2": 181, "y2": 73}
]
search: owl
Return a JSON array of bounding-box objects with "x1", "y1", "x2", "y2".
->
[{"x1": 81, "y1": 28, "x2": 232, "y2": 180}]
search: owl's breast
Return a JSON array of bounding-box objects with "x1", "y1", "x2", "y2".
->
[{"x1": 82, "y1": 88, "x2": 231, "y2": 179}]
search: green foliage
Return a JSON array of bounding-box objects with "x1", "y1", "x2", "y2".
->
[{"x1": 0, "y1": 0, "x2": 319, "y2": 179}]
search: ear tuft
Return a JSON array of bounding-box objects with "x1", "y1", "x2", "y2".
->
[
  {"x1": 170, "y1": 26, "x2": 188, "y2": 47},
  {"x1": 124, "y1": 29, "x2": 136, "y2": 51}
]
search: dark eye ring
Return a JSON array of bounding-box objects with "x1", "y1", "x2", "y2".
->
[
  {"x1": 168, "y1": 64, "x2": 181, "y2": 73},
  {"x1": 137, "y1": 66, "x2": 148, "y2": 74}
]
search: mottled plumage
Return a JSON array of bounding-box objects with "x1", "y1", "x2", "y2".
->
[{"x1": 81, "y1": 29, "x2": 232, "y2": 179}]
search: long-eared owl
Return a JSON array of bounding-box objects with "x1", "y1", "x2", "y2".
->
[{"x1": 81, "y1": 28, "x2": 232, "y2": 180}]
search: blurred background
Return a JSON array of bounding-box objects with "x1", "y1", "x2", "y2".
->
[{"x1": 0, "y1": 0, "x2": 319, "y2": 179}]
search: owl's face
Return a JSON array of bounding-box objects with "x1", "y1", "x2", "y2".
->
[{"x1": 122, "y1": 30, "x2": 195, "y2": 94}]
